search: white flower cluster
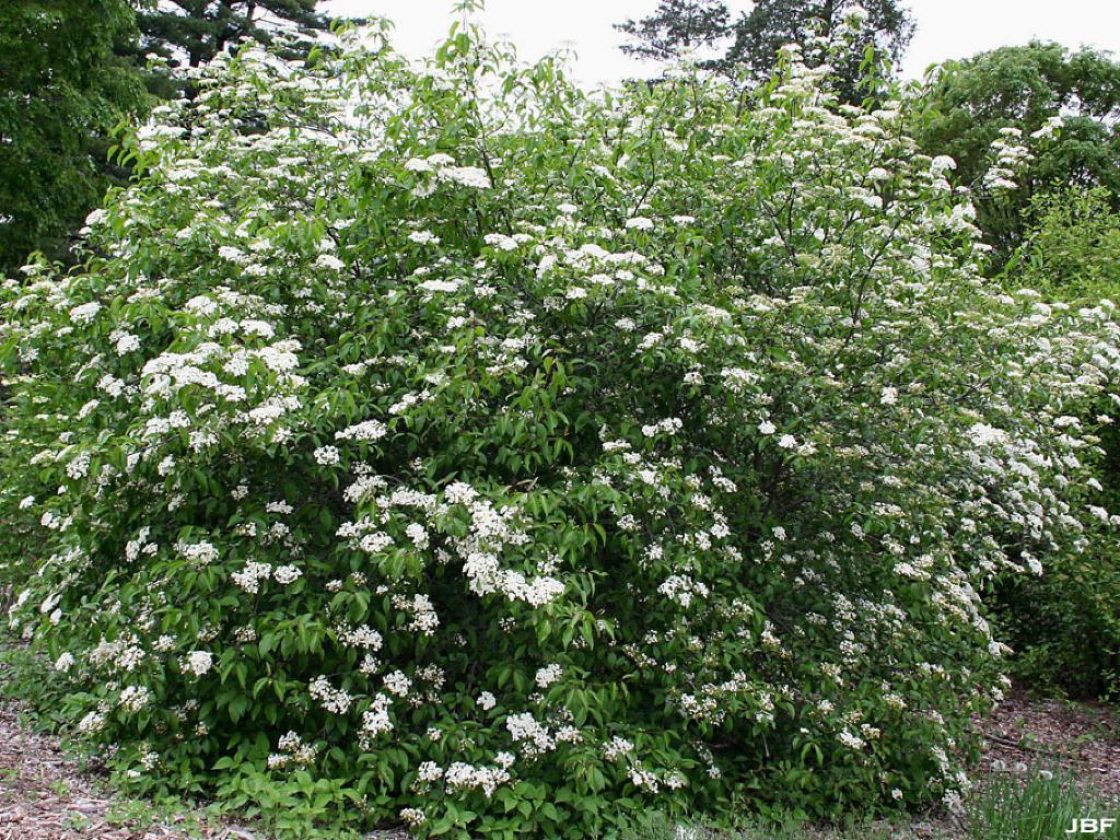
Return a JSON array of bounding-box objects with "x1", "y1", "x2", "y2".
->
[
  {"x1": 307, "y1": 676, "x2": 352, "y2": 715},
  {"x1": 183, "y1": 650, "x2": 213, "y2": 677},
  {"x1": 505, "y1": 713, "x2": 555, "y2": 755},
  {"x1": 534, "y1": 664, "x2": 563, "y2": 689},
  {"x1": 444, "y1": 761, "x2": 511, "y2": 798},
  {"x1": 267, "y1": 731, "x2": 319, "y2": 769},
  {"x1": 175, "y1": 540, "x2": 219, "y2": 567},
  {"x1": 359, "y1": 694, "x2": 394, "y2": 747}
]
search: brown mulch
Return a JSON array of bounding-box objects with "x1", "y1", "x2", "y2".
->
[
  {"x1": 973, "y1": 690, "x2": 1120, "y2": 798},
  {"x1": 0, "y1": 703, "x2": 259, "y2": 840}
]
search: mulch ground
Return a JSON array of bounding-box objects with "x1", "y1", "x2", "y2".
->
[
  {"x1": 0, "y1": 703, "x2": 258, "y2": 840},
  {"x1": 974, "y1": 690, "x2": 1120, "y2": 797}
]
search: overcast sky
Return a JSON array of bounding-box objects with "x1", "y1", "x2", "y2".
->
[{"x1": 321, "y1": 0, "x2": 1120, "y2": 87}]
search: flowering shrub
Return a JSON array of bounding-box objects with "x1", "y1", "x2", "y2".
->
[
  {"x1": 987, "y1": 187, "x2": 1120, "y2": 700},
  {"x1": 2, "y1": 18, "x2": 1119, "y2": 838}
]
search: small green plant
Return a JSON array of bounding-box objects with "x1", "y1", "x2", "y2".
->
[
  {"x1": 65, "y1": 812, "x2": 94, "y2": 833},
  {"x1": 968, "y1": 765, "x2": 1118, "y2": 840},
  {"x1": 0, "y1": 640, "x2": 72, "y2": 732}
]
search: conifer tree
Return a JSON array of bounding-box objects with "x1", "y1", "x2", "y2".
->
[
  {"x1": 615, "y1": 0, "x2": 731, "y2": 63},
  {"x1": 617, "y1": 0, "x2": 914, "y2": 102},
  {"x1": 722, "y1": 0, "x2": 913, "y2": 101},
  {"x1": 137, "y1": 1, "x2": 329, "y2": 69}
]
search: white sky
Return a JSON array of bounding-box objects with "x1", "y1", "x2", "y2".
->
[{"x1": 322, "y1": 0, "x2": 1120, "y2": 87}]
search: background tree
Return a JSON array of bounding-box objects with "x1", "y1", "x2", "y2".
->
[
  {"x1": 615, "y1": 0, "x2": 731, "y2": 63},
  {"x1": 914, "y1": 42, "x2": 1120, "y2": 263},
  {"x1": 136, "y1": 1, "x2": 330, "y2": 78},
  {"x1": 617, "y1": 0, "x2": 914, "y2": 102},
  {"x1": 722, "y1": 0, "x2": 914, "y2": 100},
  {"x1": 0, "y1": 0, "x2": 148, "y2": 272}
]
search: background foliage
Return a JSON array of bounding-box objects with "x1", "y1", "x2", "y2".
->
[
  {"x1": 0, "y1": 0, "x2": 149, "y2": 272},
  {"x1": 986, "y1": 187, "x2": 1120, "y2": 701},
  {"x1": 913, "y1": 42, "x2": 1120, "y2": 265}
]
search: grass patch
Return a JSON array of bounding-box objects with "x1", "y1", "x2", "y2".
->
[
  {"x1": 968, "y1": 765, "x2": 1118, "y2": 840},
  {"x1": 618, "y1": 810, "x2": 961, "y2": 839}
]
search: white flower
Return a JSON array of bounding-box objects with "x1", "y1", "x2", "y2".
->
[
  {"x1": 484, "y1": 233, "x2": 519, "y2": 251},
  {"x1": 967, "y1": 423, "x2": 1009, "y2": 447},
  {"x1": 78, "y1": 711, "x2": 106, "y2": 734},
  {"x1": 314, "y1": 446, "x2": 340, "y2": 466},
  {"x1": 335, "y1": 420, "x2": 387, "y2": 442},
  {"x1": 384, "y1": 670, "x2": 412, "y2": 697},
  {"x1": 506, "y1": 713, "x2": 554, "y2": 752},
  {"x1": 185, "y1": 650, "x2": 213, "y2": 677},
  {"x1": 535, "y1": 664, "x2": 563, "y2": 689},
  {"x1": 119, "y1": 685, "x2": 151, "y2": 712},
  {"x1": 438, "y1": 166, "x2": 490, "y2": 189},
  {"x1": 309, "y1": 676, "x2": 352, "y2": 714},
  {"x1": 758, "y1": 420, "x2": 776, "y2": 435},
  {"x1": 54, "y1": 652, "x2": 75, "y2": 672},
  {"x1": 604, "y1": 736, "x2": 633, "y2": 760},
  {"x1": 625, "y1": 216, "x2": 654, "y2": 231},
  {"x1": 68, "y1": 302, "x2": 101, "y2": 324},
  {"x1": 273, "y1": 565, "x2": 302, "y2": 585},
  {"x1": 417, "y1": 761, "x2": 443, "y2": 781},
  {"x1": 114, "y1": 333, "x2": 141, "y2": 355},
  {"x1": 930, "y1": 155, "x2": 957, "y2": 176},
  {"x1": 445, "y1": 482, "x2": 478, "y2": 505},
  {"x1": 477, "y1": 691, "x2": 496, "y2": 711},
  {"x1": 405, "y1": 523, "x2": 429, "y2": 549},
  {"x1": 408, "y1": 230, "x2": 440, "y2": 245}
]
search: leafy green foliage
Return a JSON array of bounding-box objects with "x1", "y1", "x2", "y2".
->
[
  {"x1": 131, "y1": 0, "x2": 334, "y2": 100},
  {"x1": 1011, "y1": 188, "x2": 1120, "y2": 301},
  {"x1": 1, "y1": 20, "x2": 1118, "y2": 840},
  {"x1": 988, "y1": 188, "x2": 1120, "y2": 701},
  {"x1": 914, "y1": 42, "x2": 1120, "y2": 264},
  {"x1": 0, "y1": 0, "x2": 148, "y2": 271}
]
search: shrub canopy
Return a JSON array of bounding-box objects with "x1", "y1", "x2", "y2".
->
[{"x1": 2, "y1": 19, "x2": 1119, "y2": 839}]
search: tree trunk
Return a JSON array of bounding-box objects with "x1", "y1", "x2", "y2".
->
[{"x1": 821, "y1": 0, "x2": 836, "y2": 37}]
